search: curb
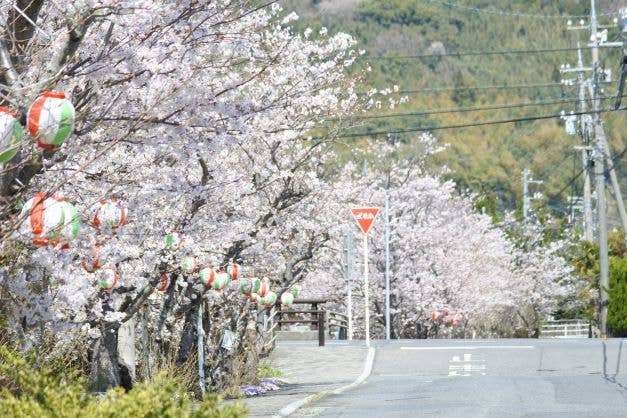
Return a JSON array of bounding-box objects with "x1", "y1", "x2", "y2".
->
[{"x1": 272, "y1": 346, "x2": 376, "y2": 417}]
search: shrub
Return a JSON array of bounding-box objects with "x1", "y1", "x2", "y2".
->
[
  {"x1": 0, "y1": 345, "x2": 247, "y2": 418},
  {"x1": 608, "y1": 257, "x2": 627, "y2": 337}
]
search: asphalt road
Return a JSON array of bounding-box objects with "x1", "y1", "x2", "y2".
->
[{"x1": 295, "y1": 339, "x2": 627, "y2": 418}]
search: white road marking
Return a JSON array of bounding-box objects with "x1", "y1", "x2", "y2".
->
[
  {"x1": 401, "y1": 345, "x2": 534, "y2": 350},
  {"x1": 448, "y1": 352, "x2": 487, "y2": 376}
]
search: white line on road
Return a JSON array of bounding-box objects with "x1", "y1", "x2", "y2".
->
[{"x1": 401, "y1": 345, "x2": 534, "y2": 350}]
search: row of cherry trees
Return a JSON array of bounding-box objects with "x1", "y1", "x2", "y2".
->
[
  {"x1": 302, "y1": 136, "x2": 578, "y2": 339},
  {"x1": 0, "y1": 0, "x2": 579, "y2": 394},
  {"x1": 0, "y1": 0, "x2": 366, "y2": 391}
]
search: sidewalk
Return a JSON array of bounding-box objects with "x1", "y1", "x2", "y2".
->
[{"x1": 242, "y1": 341, "x2": 370, "y2": 417}]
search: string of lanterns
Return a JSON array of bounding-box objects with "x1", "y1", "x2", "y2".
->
[
  {"x1": 13, "y1": 92, "x2": 303, "y2": 305},
  {"x1": 19, "y1": 195, "x2": 302, "y2": 306}
]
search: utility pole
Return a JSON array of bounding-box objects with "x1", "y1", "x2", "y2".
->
[
  {"x1": 561, "y1": 44, "x2": 594, "y2": 240},
  {"x1": 590, "y1": 0, "x2": 609, "y2": 336},
  {"x1": 566, "y1": 0, "x2": 625, "y2": 336},
  {"x1": 522, "y1": 169, "x2": 543, "y2": 223},
  {"x1": 346, "y1": 229, "x2": 354, "y2": 341}
]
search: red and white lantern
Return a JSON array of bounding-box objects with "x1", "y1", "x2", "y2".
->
[
  {"x1": 199, "y1": 266, "x2": 216, "y2": 286},
  {"x1": 431, "y1": 311, "x2": 441, "y2": 321},
  {"x1": 90, "y1": 199, "x2": 126, "y2": 233},
  {"x1": 258, "y1": 277, "x2": 270, "y2": 298},
  {"x1": 227, "y1": 261, "x2": 240, "y2": 280},
  {"x1": 20, "y1": 193, "x2": 65, "y2": 247},
  {"x1": 156, "y1": 273, "x2": 170, "y2": 292},
  {"x1": 82, "y1": 243, "x2": 109, "y2": 273},
  {"x1": 28, "y1": 91, "x2": 75, "y2": 150}
]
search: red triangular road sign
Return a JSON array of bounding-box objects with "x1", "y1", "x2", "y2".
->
[{"x1": 351, "y1": 207, "x2": 380, "y2": 234}]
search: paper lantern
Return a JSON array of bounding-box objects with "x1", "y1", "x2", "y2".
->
[
  {"x1": 28, "y1": 91, "x2": 75, "y2": 149},
  {"x1": 20, "y1": 193, "x2": 65, "y2": 246},
  {"x1": 90, "y1": 199, "x2": 126, "y2": 232},
  {"x1": 199, "y1": 266, "x2": 216, "y2": 286},
  {"x1": 57, "y1": 201, "x2": 80, "y2": 247},
  {"x1": 258, "y1": 277, "x2": 270, "y2": 298},
  {"x1": 98, "y1": 268, "x2": 118, "y2": 292},
  {"x1": 290, "y1": 285, "x2": 301, "y2": 298},
  {"x1": 240, "y1": 277, "x2": 261, "y2": 295},
  {"x1": 211, "y1": 271, "x2": 231, "y2": 291},
  {"x1": 82, "y1": 243, "x2": 109, "y2": 273},
  {"x1": 260, "y1": 291, "x2": 277, "y2": 307},
  {"x1": 280, "y1": 292, "x2": 294, "y2": 306},
  {"x1": 227, "y1": 261, "x2": 240, "y2": 280},
  {"x1": 442, "y1": 308, "x2": 449, "y2": 317},
  {"x1": 180, "y1": 256, "x2": 198, "y2": 275},
  {"x1": 431, "y1": 311, "x2": 441, "y2": 321},
  {"x1": 165, "y1": 230, "x2": 183, "y2": 250},
  {"x1": 248, "y1": 293, "x2": 261, "y2": 302},
  {"x1": 0, "y1": 106, "x2": 22, "y2": 163},
  {"x1": 156, "y1": 273, "x2": 170, "y2": 292}
]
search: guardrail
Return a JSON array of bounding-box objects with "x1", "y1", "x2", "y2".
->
[{"x1": 540, "y1": 319, "x2": 591, "y2": 338}]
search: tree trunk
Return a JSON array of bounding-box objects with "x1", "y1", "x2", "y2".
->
[{"x1": 89, "y1": 326, "x2": 121, "y2": 392}]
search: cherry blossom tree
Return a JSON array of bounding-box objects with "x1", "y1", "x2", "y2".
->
[{"x1": 0, "y1": 0, "x2": 365, "y2": 390}]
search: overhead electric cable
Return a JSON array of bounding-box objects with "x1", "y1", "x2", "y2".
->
[
  {"x1": 363, "y1": 45, "x2": 621, "y2": 60},
  {"x1": 376, "y1": 81, "x2": 612, "y2": 96},
  {"x1": 425, "y1": 0, "x2": 617, "y2": 20},
  {"x1": 342, "y1": 95, "x2": 621, "y2": 120},
  {"x1": 322, "y1": 107, "x2": 625, "y2": 139}
]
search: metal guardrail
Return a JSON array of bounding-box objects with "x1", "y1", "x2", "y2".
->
[{"x1": 540, "y1": 319, "x2": 591, "y2": 338}]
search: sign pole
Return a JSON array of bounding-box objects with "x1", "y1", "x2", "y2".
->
[
  {"x1": 363, "y1": 232, "x2": 370, "y2": 347},
  {"x1": 384, "y1": 193, "x2": 391, "y2": 340},
  {"x1": 350, "y1": 207, "x2": 380, "y2": 348},
  {"x1": 346, "y1": 230, "x2": 354, "y2": 341}
]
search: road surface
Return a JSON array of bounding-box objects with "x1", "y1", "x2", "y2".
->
[{"x1": 295, "y1": 339, "x2": 627, "y2": 417}]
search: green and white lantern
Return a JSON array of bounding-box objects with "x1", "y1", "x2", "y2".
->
[
  {"x1": 57, "y1": 200, "x2": 80, "y2": 247},
  {"x1": 180, "y1": 256, "x2": 198, "y2": 275},
  {"x1": 240, "y1": 277, "x2": 261, "y2": 295},
  {"x1": 28, "y1": 91, "x2": 75, "y2": 150},
  {"x1": 280, "y1": 292, "x2": 294, "y2": 306},
  {"x1": 291, "y1": 285, "x2": 302, "y2": 298},
  {"x1": 260, "y1": 291, "x2": 277, "y2": 307},
  {"x1": 165, "y1": 230, "x2": 183, "y2": 250},
  {"x1": 212, "y1": 271, "x2": 231, "y2": 291},
  {"x1": 199, "y1": 266, "x2": 216, "y2": 286},
  {"x1": 98, "y1": 267, "x2": 118, "y2": 292},
  {"x1": 0, "y1": 106, "x2": 22, "y2": 164}
]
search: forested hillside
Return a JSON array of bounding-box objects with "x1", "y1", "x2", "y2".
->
[{"x1": 284, "y1": 0, "x2": 626, "y2": 223}]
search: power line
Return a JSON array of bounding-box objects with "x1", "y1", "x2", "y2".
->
[
  {"x1": 322, "y1": 107, "x2": 625, "y2": 139},
  {"x1": 546, "y1": 146, "x2": 627, "y2": 203},
  {"x1": 363, "y1": 45, "x2": 621, "y2": 60},
  {"x1": 342, "y1": 95, "x2": 622, "y2": 120},
  {"x1": 425, "y1": 0, "x2": 618, "y2": 20},
  {"x1": 380, "y1": 81, "x2": 613, "y2": 95}
]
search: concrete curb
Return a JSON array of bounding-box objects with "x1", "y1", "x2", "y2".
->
[{"x1": 272, "y1": 346, "x2": 376, "y2": 417}]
